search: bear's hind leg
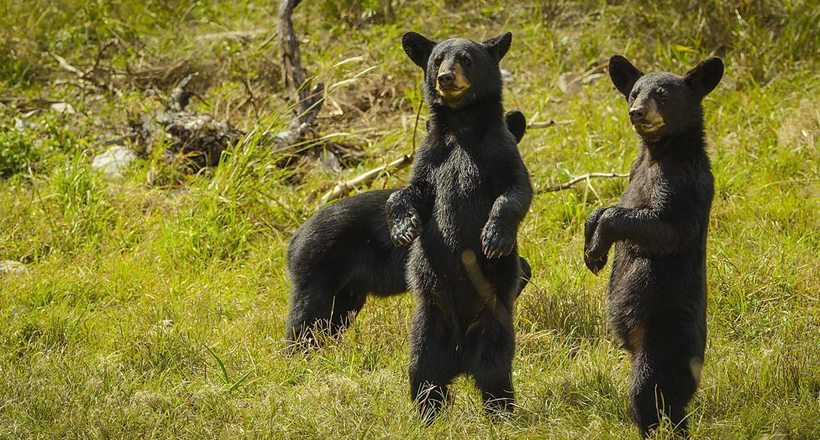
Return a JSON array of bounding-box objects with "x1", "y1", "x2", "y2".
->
[
  {"x1": 471, "y1": 317, "x2": 516, "y2": 414},
  {"x1": 285, "y1": 281, "x2": 366, "y2": 347},
  {"x1": 286, "y1": 284, "x2": 328, "y2": 346},
  {"x1": 629, "y1": 326, "x2": 701, "y2": 438},
  {"x1": 327, "y1": 285, "x2": 367, "y2": 335},
  {"x1": 409, "y1": 303, "x2": 459, "y2": 424}
]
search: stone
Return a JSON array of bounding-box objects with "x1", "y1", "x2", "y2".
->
[
  {"x1": 92, "y1": 146, "x2": 137, "y2": 178},
  {"x1": 0, "y1": 260, "x2": 26, "y2": 275},
  {"x1": 50, "y1": 102, "x2": 75, "y2": 114}
]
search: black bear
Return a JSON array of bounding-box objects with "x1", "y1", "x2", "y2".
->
[
  {"x1": 584, "y1": 55, "x2": 723, "y2": 437},
  {"x1": 388, "y1": 31, "x2": 532, "y2": 422},
  {"x1": 285, "y1": 110, "x2": 531, "y2": 347}
]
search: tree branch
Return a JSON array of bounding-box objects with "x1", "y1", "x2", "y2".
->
[
  {"x1": 276, "y1": 0, "x2": 325, "y2": 147},
  {"x1": 278, "y1": 0, "x2": 323, "y2": 125},
  {"x1": 318, "y1": 154, "x2": 413, "y2": 205},
  {"x1": 0, "y1": 97, "x2": 62, "y2": 106},
  {"x1": 527, "y1": 119, "x2": 573, "y2": 129},
  {"x1": 539, "y1": 172, "x2": 629, "y2": 193}
]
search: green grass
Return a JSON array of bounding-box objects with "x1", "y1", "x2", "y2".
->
[{"x1": 1, "y1": 0, "x2": 818, "y2": 438}]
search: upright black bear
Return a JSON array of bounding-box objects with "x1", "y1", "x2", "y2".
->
[
  {"x1": 388, "y1": 31, "x2": 532, "y2": 421},
  {"x1": 584, "y1": 55, "x2": 723, "y2": 437},
  {"x1": 285, "y1": 110, "x2": 531, "y2": 347}
]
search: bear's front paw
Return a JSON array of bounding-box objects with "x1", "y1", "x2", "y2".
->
[
  {"x1": 583, "y1": 207, "x2": 612, "y2": 274},
  {"x1": 389, "y1": 211, "x2": 421, "y2": 247},
  {"x1": 583, "y1": 249, "x2": 608, "y2": 275},
  {"x1": 583, "y1": 233, "x2": 611, "y2": 275},
  {"x1": 481, "y1": 221, "x2": 515, "y2": 259}
]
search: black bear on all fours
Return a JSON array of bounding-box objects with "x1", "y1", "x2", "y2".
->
[
  {"x1": 388, "y1": 31, "x2": 532, "y2": 421},
  {"x1": 285, "y1": 110, "x2": 531, "y2": 347},
  {"x1": 584, "y1": 55, "x2": 723, "y2": 437}
]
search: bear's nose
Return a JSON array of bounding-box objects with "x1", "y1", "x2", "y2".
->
[
  {"x1": 629, "y1": 106, "x2": 646, "y2": 122},
  {"x1": 437, "y1": 72, "x2": 455, "y2": 87}
]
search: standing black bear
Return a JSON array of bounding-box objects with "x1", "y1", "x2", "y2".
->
[
  {"x1": 285, "y1": 111, "x2": 531, "y2": 347},
  {"x1": 388, "y1": 31, "x2": 532, "y2": 421},
  {"x1": 584, "y1": 55, "x2": 723, "y2": 437}
]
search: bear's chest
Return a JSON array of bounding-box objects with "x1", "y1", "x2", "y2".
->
[
  {"x1": 433, "y1": 146, "x2": 484, "y2": 198},
  {"x1": 620, "y1": 161, "x2": 663, "y2": 209},
  {"x1": 426, "y1": 144, "x2": 495, "y2": 247}
]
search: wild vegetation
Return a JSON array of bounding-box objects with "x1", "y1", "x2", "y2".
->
[{"x1": 1, "y1": 0, "x2": 818, "y2": 438}]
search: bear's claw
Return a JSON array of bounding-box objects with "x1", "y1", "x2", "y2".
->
[
  {"x1": 390, "y1": 212, "x2": 421, "y2": 247},
  {"x1": 481, "y1": 221, "x2": 515, "y2": 259},
  {"x1": 583, "y1": 251, "x2": 607, "y2": 275}
]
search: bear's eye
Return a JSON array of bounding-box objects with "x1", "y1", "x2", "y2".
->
[
  {"x1": 655, "y1": 87, "x2": 667, "y2": 99},
  {"x1": 433, "y1": 56, "x2": 443, "y2": 67},
  {"x1": 462, "y1": 55, "x2": 472, "y2": 66},
  {"x1": 629, "y1": 90, "x2": 638, "y2": 100}
]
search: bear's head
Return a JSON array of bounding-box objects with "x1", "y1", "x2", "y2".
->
[
  {"x1": 609, "y1": 55, "x2": 724, "y2": 141},
  {"x1": 402, "y1": 32, "x2": 512, "y2": 109}
]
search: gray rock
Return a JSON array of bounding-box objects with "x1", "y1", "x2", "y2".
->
[
  {"x1": 50, "y1": 102, "x2": 75, "y2": 114},
  {"x1": 317, "y1": 150, "x2": 342, "y2": 173},
  {"x1": 92, "y1": 146, "x2": 137, "y2": 178},
  {"x1": 0, "y1": 260, "x2": 26, "y2": 275},
  {"x1": 557, "y1": 73, "x2": 581, "y2": 95}
]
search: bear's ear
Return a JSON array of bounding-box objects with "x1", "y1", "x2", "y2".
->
[
  {"x1": 609, "y1": 55, "x2": 643, "y2": 99},
  {"x1": 504, "y1": 110, "x2": 526, "y2": 143},
  {"x1": 685, "y1": 57, "x2": 724, "y2": 97},
  {"x1": 402, "y1": 32, "x2": 436, "y2": 69},
  {"x1": 482, "y1": 32, "x2": 512, "y2": 62}
]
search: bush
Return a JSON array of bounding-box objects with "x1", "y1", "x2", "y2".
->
[{"x1": 0, "y1": 123, "x2": 39, "y2": 177}]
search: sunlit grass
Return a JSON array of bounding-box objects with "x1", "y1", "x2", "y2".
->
[{"x1": 0, "y1": 0, "x2": 818, "y2": 438}]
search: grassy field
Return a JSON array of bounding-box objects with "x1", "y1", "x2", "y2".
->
[{"x1": 1, "y1": 0, "x2": 818, "y2": 438}]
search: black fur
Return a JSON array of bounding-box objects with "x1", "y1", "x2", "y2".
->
[
  {"x1": 285, "y1": 111, "x2": 531, "y2": 347},
  {"x1": 389, "y1": 31, "x2": 531, "y2": 422},
  {"x1": 285, "y1": 189, "x2": 407, "y2": 345},
  {"x1": 585, "y1": 55, "x2": 722, "y2": 437}
]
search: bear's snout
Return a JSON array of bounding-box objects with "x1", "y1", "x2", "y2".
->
[
  {"x1": 628, "y1": 97, "x2": 664, "y2": 135},
  {"x1": 629, "y1": 106, "x2": 647, "y2": 123},
  {"x1": 437, "y1": 72, "x2": 455, "y2": 88},
  {"x1": 435, "y1": 59, "x2": 468, "y2": 92}
]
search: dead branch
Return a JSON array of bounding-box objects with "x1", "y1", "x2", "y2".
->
[
  {"x1": 195, "y1": 29, "x2": 269, "y2": 42},
  {"x1": 279, "y1": 0, "x2": 304, "y2": 91},
  {"x1": 527, "y1": 119, "x2": 573, "y2": 129},
  {"x1": 540, "y1": 172, "x2": 629, "y2": 193},
  {"x1": 319, "y1": 154, "x2": 413, "y2": 205},
  {"x1": 276, "y1": 0, "x2": 324, "y2": 147},
  {"x1": 239, "y1": 76, "x2": 260, "y2": 117},
  {"x1": 128, "y1": 74, "x2": 242, "y2": 172},
  {"x1": 50, "y1": 52, "x2": 85, "y2": 77},
  {"x1": 0, "y1": 97, "x2": 62, "y2": 106},
  {"x1": 578, "y1": 62, "x2": 607, "y2": 82},
  {"x1": 49, "y1": 52, "x2": 105, "y2": 90},
  {"x1": 279, "y1": 0, "x2": 323, "y2": 124},
  {"x1": 88, "y1": 40, "x2": 117, "y2": 75}
]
